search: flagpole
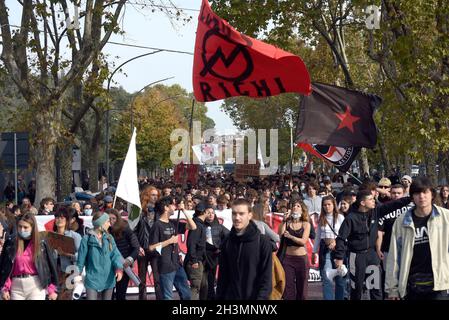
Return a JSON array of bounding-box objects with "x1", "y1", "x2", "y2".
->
[
  {"x1": 347, "y1": 171, "x2": 363, "y2": 185},
  {"x1": 112, "y1": 195, "x2": 117, "y2": 209},
  {"x1": 290, "y1": 127, "x2": 293, "y2": 182}
]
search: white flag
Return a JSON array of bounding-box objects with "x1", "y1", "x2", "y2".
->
[
  {"x1": 192, "y1": 143, "x2": 219, "y2": 163},
  {"x1": 257, "y1": 142, "x2": 265, "y2": 169},
  {"x1": 115, "y1": 128, "x2": 141, "y2": 222}
]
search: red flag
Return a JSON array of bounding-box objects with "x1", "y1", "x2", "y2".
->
[{"x1": 193, "y1": 0, "x2": 311, "y2": 102}]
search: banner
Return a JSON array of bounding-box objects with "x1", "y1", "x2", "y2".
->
[{"x1": 36, "y1": 208, "x2": 320, "y2": 298}]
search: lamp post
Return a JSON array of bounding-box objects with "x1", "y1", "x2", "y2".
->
[{"x1": 105, "y1": 50, "x2": 163, "y2": 184}]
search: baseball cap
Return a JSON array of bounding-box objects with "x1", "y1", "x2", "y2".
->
[
  {"x1": 104, "y1": 195, "x2": 113, "y2": 203},
  {"x1": 378, "y1": 177, "x2": 392, "y2": 187},
  {"x1": 401, "y1": 175, "x2": 412, "y2": 183}
]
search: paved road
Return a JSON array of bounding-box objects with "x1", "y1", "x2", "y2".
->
[{"x1": 128, "y1": 282, "x2": 324, "y2": 300}]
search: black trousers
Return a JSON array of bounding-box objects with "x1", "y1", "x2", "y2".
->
[
  {"x1": 138, "y1": 254, "x2": 163, "y2": 300},
  {"x1": 114, "y1": 272, "x2": 130, "y2": 300},
  {"x1": 348, "y1": 249, "x2": 383, "y2": 300},
  {"x1": 405, "y1": 290, "x2": 449, "y2": 300}
]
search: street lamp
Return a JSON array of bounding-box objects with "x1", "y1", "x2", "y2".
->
[{"x1": 105, "y1": 50, "x2": 163, "y2": 184}]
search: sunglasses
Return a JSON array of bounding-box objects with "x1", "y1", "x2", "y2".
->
[{"x1": 379, "y1": 186, "x2": 390, "y2": 189}]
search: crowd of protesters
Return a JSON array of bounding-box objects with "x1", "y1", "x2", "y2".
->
[{"x1": 1, "y1": 170, "x2": 449, "y2": 300}]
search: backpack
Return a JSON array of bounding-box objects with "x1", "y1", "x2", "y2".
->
[{"x1": 270, "y1": 252, "x2": 286, "y2": 300}]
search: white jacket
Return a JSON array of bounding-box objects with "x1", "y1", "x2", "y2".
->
[{"x1": 385, "y1": 205, "x2": 449, "y2": 298}]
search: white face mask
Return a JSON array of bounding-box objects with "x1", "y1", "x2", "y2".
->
[{"x1": 291, "y1": 213, "x2": 300, "y2": 220}]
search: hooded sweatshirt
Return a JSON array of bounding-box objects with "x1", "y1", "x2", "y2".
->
[{"x1": 216, "y1": 220, "x2": 272, "y2": 300}]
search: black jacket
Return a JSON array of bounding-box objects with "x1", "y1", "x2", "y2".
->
[
  {"x1": 0, "y1": 238, "x2": 59, "y2": 291},
  {"x1": 135, "y1": 213, "x2": 156, "y2": 256},
  {"x1": 204, "y1": 219, "x2": 229, "y2": 270},
  {"x1": 112, "y1": 224, "x2": 140, "y2": 261},
  {"x1": 334, "y1": 197, "x2": 411, "y2": 260},
  {"x1": 184, "y1": 217, "x2": 206, "y2": 265},
  {"x1": 216, "y1": 221, "x2": 272, "y2": 300}
]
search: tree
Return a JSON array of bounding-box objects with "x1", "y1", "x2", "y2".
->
[
  {"x1": 0, "y1": 0, "x2": 128, "y2": 204},
  {"x1": 110, "y1": 84, "x2": 215, "y2": 176}
]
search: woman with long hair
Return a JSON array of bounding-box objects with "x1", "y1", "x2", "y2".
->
[
  {"x1": 136, "y1": 185, "x2": 162, "y2": 300},
  {"x1": 203, "y1": 206, "x2": 229, "y2": 300},
  {"x1": 108, "y1": 209, "x2": 140, "y2": 300},
  {"x1": 76, "y1": 211, "x2": 123, "y2": 300},
  {"x1": 437, "y1": 185, "x2": 449, "y2": 209},
  {"x1": 0, "y1": 213, "x2": 58, "y2": 300},
  {"x1": 52, "y1": 207, "x2": 82, "y2": 300},
  {"x1": 277, "y1": 200, "x2": 311, "y2": 300},
  {"x1": 312, "y1": 195, "x2": 345, "y2": 300},
  {"x1": 252, "y1": 203, "x2": 280, "y2": 243}
]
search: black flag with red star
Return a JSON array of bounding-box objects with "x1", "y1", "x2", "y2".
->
[{"x1": 295, "y1": 82, "x2": 382, "y2": 148}]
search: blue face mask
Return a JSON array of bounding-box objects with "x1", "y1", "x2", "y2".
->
[
  {"x1": 19, "y1": 231, "x2": 32, "y2": 239},
  {"x1": 84, "y1": 209, "x2": 93, "y2": 216},
  {"x1": 275, "y1": 191, "x2": 280, "y2": 196}
]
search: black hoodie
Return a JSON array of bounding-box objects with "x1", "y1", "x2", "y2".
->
[
  {"x1": 216, "y1": 220, "x2": 272, "y2": 300},
  {"x1": 184, "y1": 217, "x2": 206, "y2": 265},
  {"x1": 334, "y1": 196, "x2": 411, "y2": 260}
]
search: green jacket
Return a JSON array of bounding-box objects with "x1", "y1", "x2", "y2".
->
[
  {"x1": 77, "y1": 230, "x2": 124, "y2": 291},
  {"x1": 386, "y1": 205, "x2": 449, "y2": 298}
]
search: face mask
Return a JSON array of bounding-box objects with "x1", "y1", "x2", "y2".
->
[
  {"x1": 300, "y1": 185, "x2": 305, "y2": 191},
  {"x1": 19, "y1": 231, "x2": 32, "y2": 239},
  {"x1": 291, "y1": 213, "x2": 300, "y2": 220},
  {"x1": 84, "y1": 209, "x2": 93, "y2": 216},
  {"x1": 275, "y1": 191, "x2": 280, "y2": 196}
]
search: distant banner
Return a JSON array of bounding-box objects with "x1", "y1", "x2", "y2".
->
[{"x1": 192, "y1": 143, "x2": 220, "y2": 164}]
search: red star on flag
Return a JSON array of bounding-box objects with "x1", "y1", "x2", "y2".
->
[{"x1": 335, "y1": 105, "x2": 360, "y2": 133}]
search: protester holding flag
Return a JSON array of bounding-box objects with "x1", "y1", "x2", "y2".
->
[
  {"x1": 107, "y1": 209, "x2": 140, "y2": 300},
  {"x1": 76, "y1": 212, "x2": 124, "y2": 300},
  {"x1": 135, "y1": 185, "x2": 162, "y2": 300}
]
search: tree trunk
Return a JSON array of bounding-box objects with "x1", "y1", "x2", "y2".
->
[
  {"x1": 88, "y1": 106, "x2": 102, "y2": 192},
  {"x1": 403, "y1": 154, "x2": 411, "y2": 176},
  {"x1": 34, "y1": 109, "x2": 60, "y2": 206},
  {"x1": 60, "y1": 143, "x2": 73, "y2": 200},
  {"x1": 360, "y1": 148, "x2": 370, "y2": 177},
  {"x1": 425, "y1": 148, "x2": 437, "y2": 185},
  {"x1": 378, "y1": 137, "x2": 391, "y2": 176}
]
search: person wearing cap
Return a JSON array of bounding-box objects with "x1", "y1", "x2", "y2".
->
[
  {"x1": 401, "y1": 175, "x2": 412, "y2": 196},
  {"x1": 184, "y1": 202, "x2": 208, "y2": 300},
  {"x1": 102, "y1": 195, "x2": 114, "y2": 211},
  {"x1": 76, "y1": 211, "x2": 124, "y2": 300},
  {"x1": 378, "y1": 178, "x2": 392, "y2": 204}
]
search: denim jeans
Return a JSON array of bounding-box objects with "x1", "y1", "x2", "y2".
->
[
  {"x1": 320, "y1": 251, "x2": 345, "y2": 300},
  {"x1": 159, "y1": 266, "x2": 192, "y2": 300}
]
